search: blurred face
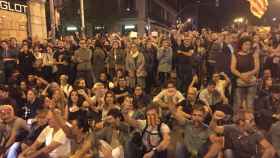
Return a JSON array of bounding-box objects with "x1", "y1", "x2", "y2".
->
[
  {"x1": 241, "y1": 113, "x2": 255, "y2": 131},
  {"x1": 241, "y1": 41, "x2": 252, "y2": 52},
  {"x1": 131, "y1": 44, "x2": 138, "y2": 53},
  {"x1": 99, "y1": 73, "x2": 107, "y2": 81},
  {"x1": 1, "y1": 41, "x2": 8, "y2": 49},
  {"x1": 52, "y1": 90, "x2": 60, "y2": 101},
  {"x1": 119, "y1": 80, "x2": 126, "y2": 88},
  {"x1": 71, "y1": 91, "x2": 79, "y2": 103},
  {"x1": 27, "y1": 90, "x2": 36, "y2": 102},
  {"x1": 20, "y1": 81, "x2": 27, "y2": 90},
  {"x1": 265, "y1": 77, "x2": 273, "y2": 88},
  {"x1": 212, "y1": 73, "x2": 220, "y2": 82},
  {"x1": 123, "y1": 97, "x2": 133, "y2": 109},
  {"x1": 162, "y1": 40, "x2": 169, "y2": 49},
  {"x1": 134, "y1": 87, "x2": 143, "y2": 96},
  {"x1": 146, "y1": 109, "x2": 159, "y2": 127},
  {"x1": 36, "y1": 112, "x2": 48, "y2": 126},
  {"x1": 263, "y1": 70, "x2": 271, "y2": 79},
  {"x1": 187, "y1": 88, "x2": 197, "y2": 102},
  {"x1": 207, "y1": 84, "x2": 216, "y2": 93},
  {"x1": 192, "y1": 110, "x2": 204, "y2": 126},
  {"x1": 47, "y1": 47, "x2": 53, "y2": 54},
  {"x1": 0, "y1": 108, "x2": 14, "y2": 122},
  {"x1": 78, "y1": 80, "x2": 86, "y2": 88},
  {"x1": 0, "y1": 90, "x2": 7, "y2": 99},
  {"x1": 166, "y1": 83, "x2": 176, "y2": 94},
  {"x1": 79, "y1": 40, "x2": 87, "y2": 49},
  {"x1": 105, "y1": 93, "x2": 114, "y2": 105},
  {"x1": 112, "y1": 42, "x2": 119, "y2": 49},
  {"x1": 57, "y1": 41, "x2": 64, "y2": 49},
  {"x1": 253, "y1": 35, "x2": 260, "y2": 43}
]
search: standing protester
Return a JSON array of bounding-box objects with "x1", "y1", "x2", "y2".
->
[
  {"x1": 231, "y1": 37, "x2": 260, "y2": 112},
  {"x1": 175, "y1": 35, "x2": 194, "y2": 93},
  {"x1": 157, "y1": 39, "x2": 173, "y2": 86},
  {"x1": 73, "y1": 39, "x2": 94, "y2": 88},
  {"x1": 126, "y1": 42, "x2": 146, "y2": 89},
  {"x1": 92, "y1": 40, "x2": 106, "y2": 83}
]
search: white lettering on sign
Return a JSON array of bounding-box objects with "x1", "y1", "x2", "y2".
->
[{"x1": 0, "y1": 1, "x2": 27, "y2": 13}]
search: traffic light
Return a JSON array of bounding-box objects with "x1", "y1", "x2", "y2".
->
[{"x1": 216, "y1": 0, "x2": 219, "y2": 7}]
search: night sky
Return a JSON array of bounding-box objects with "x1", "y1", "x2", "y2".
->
[{"x1": 179, "y1": 0, "x2": 280, "y2": 28}]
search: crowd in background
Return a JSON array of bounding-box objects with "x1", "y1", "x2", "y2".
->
[{"x1": 0, "y1": 21, "x2": 280, "y2": 158}]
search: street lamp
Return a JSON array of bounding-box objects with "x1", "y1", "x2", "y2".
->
[
  {"x1": 234, "y1": 17, "x2": 244, "y2": 23},
  {"x1": 187, "y1": 18, "x2": 192, "y2": 23},
  {"x1": 273, "y1": 17, "x2": 277, "y2": 21}
]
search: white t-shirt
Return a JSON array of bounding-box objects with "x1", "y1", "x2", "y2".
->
[{"x1": 37, "y1": 126, "x2": 71, "y2": 158}]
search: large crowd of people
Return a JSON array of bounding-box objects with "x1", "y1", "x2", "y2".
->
[{"x1": 0, "y1": 22, "x2": 280, "y2": 158}]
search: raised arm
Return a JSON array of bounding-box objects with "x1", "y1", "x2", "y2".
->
[{"x1": 209, "y1": 111, "x2": 225, "y2": 134}]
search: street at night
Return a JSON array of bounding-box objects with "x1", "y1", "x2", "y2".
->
[{"x1": 0, "y1": 0, "x2": 280, "y2": 158}]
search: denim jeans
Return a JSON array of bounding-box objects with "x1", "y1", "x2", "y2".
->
[
  {"x1": 234, "y1": 86, "x2": 257, "y2": 113},
  {"x1": 5, "y1": 142, "x2": 20, "y2": 158}
]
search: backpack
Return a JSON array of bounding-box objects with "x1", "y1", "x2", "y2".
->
[{"x1": 141, "y1": 121, "x2": 163, "y2": 151}]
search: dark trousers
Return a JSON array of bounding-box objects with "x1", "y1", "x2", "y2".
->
[
  {"x1": 176, "y1": 67, "x2": 192, "y2": 93},
  {"x1": 158, "y1": 72, "x2": 170, "y2": 86}
]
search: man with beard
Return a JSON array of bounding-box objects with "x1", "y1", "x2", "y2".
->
[
  {"x1": 210, "y1": 110, "x2": 276, "y2": 158},
  {"x1": 169, "y1": 105, "x2": 221, "y2": 158},
  {"x1": 255, "y1": 84, "x2": 280, "y2": 120},
  {"x1": 123, "y1": 104, "x2": 170, "y2": 158}
]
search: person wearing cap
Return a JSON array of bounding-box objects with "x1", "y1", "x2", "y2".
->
[
  {"x1": 0, "y1": 105, "x2": 29, "y2": 158},
  {"x1": 210, "y1": 110, "x2": 275, "y2": 158}
]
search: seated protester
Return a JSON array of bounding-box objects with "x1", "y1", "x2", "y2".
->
[
  {"x1": 169, "y1": 105, "x2": 221, "y2": 158},
  {"x1": 112, "y1": 78, "x2": 132, "y2": 105},
  {"x1": 199, "y1": 81, "x2": 226, "y2": 112},
  {"x1": 65, "y1": 90, "x2": 90, "y2": 121},
  {"x1": 98, "y1": 72, "x2": 114, "y2": 89},
  {"x1": 20, "y1": 89, "x2": 44, "y2": 121},
  {"x1": 270, "y1": 120, "x2": 280, "y2": 157},
  {"x1": 123, "y1": 104, "x2": 170, "y2": 158},
  {"x1": 257, "y1": 76, "x2": 273, "y2": 98},
  {"x1": 49, "y1": 107, "x2": 92, "y2": 158},
  {"x1": 254, "y1": 84, "x2": 280, "y2": 119},
  {"x1": 23, "y1": 109, "x2": 48, "y2": 146},
  {"x1": 122, "y1": 95, "x2": 144, "y2": 120},
  {"x1": 112, "y1": 69, "x2": 127, "y2": 88},
  {"x1": 59, "y1": 74, "x2": 73, "y2": 97},
  {"x1": 133, "y1": 86, "x2": 150, "y2": 110},
  {"x1": 71, "y1": 108, "x2": 130, "y2": 158},
  {"x1": 99, "y1": 91, "x2": 120, "y2": 122},
  {"x1": 153, "y1": 81, "x2": 185, "y2": 124},
  {"x1": 184, "y1": 87, "x2": 199, "y2": 114},
  {"x1": 212, "y1": 72, "x2": 231, "y2": 104},
  {"x1": 0, "y1": 105, "x2": 30, "y2": 158},
  {"x1": 257, "y1": 69, "x2": 273, "y2": 91},
  {"x1": 19, "y1": 110, "x2": 71, "y2": 158},
  {"x1": 74, "y1": 78, "x2": 91, "y2": 95},
  {"x1": 91, "y1": 82, "x2": 107, "y2": 110},
  {"x1": 0, "y1": 85, "x2": 19, "y2": 115},
  {"x1": 210, "y1": 110, "x2": 276, "y2": 158}
]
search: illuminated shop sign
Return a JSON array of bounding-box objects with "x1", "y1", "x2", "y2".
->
[{"x1": 0, "y1": 0, "x2": 28, "y2": 14}]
